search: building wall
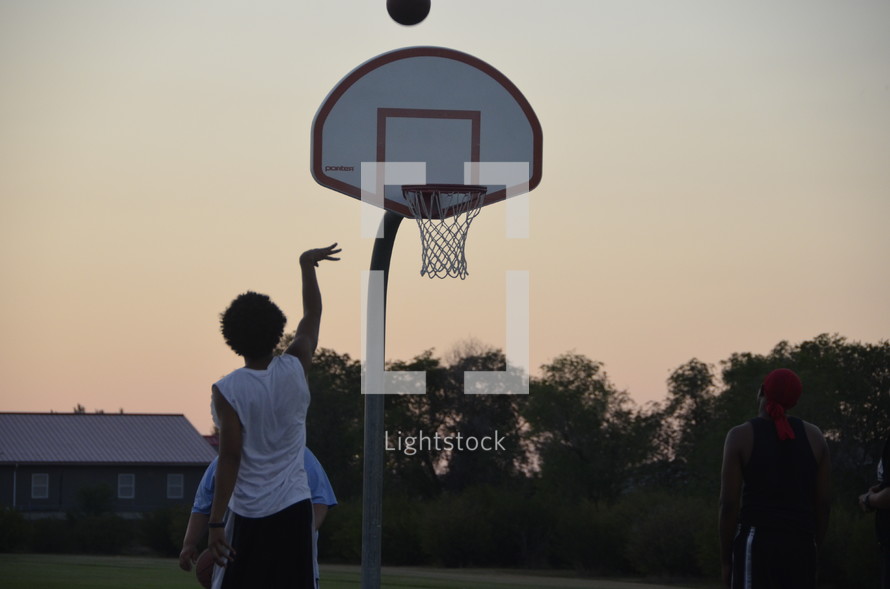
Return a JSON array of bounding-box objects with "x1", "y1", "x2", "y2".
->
[
  {"x1": 0, "y1": 467, "x2": 14, "y2": 508},
  {"x1": 0, "y1": 463, "x2": 209, "y2": 516}
]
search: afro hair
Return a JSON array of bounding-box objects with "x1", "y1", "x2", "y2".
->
[{"x1": 220, "y1": 291, "x2": 287, "y2": 359}]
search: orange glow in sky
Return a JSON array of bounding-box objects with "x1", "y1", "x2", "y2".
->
[{"x1": 1, "y1": 1, "x2": 888, "y2": 434}]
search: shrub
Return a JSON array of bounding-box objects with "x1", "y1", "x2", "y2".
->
[
  {"x1": 72, "y1": 514, "x2": 134, "y2": 554},
  {"x1": 819, "y1": 504, "x2": 881, "y2": 588},
  {"x1": 421, "y1": 487, "x2": 495, "y2": 567},
  {"x1": 486, "y1": 485, "x2": 555, "y2": 568},
  {"x1": 692, "y1": 505, "x2": 721, "y2": 579},
  {"x1": 0, "y1": 507, "x2": 30, "y2": 552},
  {"x1": 139, "y1": 506, "x2": 190, "y2": 556},
  {"x1": 382, "y1": 493, "x2": 426, "y2": 565},
  {"x1": 318, "y1": 499, "x2": 362, "y2": 563},
  {"x1": 29, "y1": 517, "x2": 74, "y2": 553},
  {"x1": 551, "y1": 498, "x2": 632, "y2": 574},
  {"x1": 624, "y1": 491, "x2": 708, "y2": 577}
]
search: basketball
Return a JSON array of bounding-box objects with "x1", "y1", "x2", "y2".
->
[
  {"x1": 386, "y1": 0, "x2": 430, "y2": 26},
  {"x1": 195, "y1": 549, "x2": 214, "y2": 589}
]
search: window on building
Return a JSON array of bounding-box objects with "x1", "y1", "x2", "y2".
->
[
  {"x1": 167, "y1": 473, "x2": 184, "y2": 499},
  {"x1": 118, "y1": 473, "x2": 135, "y2": 499},
  {"x1": 31, "y1": 473, "x2": 49, "y2": 499}
]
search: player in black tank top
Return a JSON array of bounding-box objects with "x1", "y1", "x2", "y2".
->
[
  {"x1": 719, "y1": 369, "x2": 831, "y2": 589},
  {"x1": 741, "y1": 416, "x2": 818, "y2": 535}
]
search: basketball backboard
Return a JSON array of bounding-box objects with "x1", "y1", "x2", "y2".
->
[{"x1": 311, "y1": 46, "x2": 542, "y2": 218}]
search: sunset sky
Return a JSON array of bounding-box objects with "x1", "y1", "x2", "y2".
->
[{"x1": 1, "y1": 1, "x2": 888, "y2": 434}]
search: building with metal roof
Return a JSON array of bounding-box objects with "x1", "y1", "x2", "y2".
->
[{"x1": 0, "y1": 413, "x2": 217, "y2": 516}]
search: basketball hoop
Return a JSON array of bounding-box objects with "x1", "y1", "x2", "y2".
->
[{"x1": 402, "y1": 184, "x2": 487, "y2": 279}]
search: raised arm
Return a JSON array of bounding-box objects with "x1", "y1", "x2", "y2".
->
[
  {"x1": 286, "y1": 244, "x2": 341, "y2": 369},
  {"x1": 208, "y1": 386, "x2": 242, "y2": 567}
]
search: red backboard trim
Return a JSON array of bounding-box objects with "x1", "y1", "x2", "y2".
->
[{"x1": 311, "y1": 46, "x2": 542, "y2": 213}]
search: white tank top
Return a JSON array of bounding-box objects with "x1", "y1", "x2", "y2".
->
[{"x1": 214, "y1": 354, "x2": 311, "y2": 517}]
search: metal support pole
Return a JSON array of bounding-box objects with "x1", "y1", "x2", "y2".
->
[{"x1": 361, "y1": 211, "x2": 403, "y2": 589}]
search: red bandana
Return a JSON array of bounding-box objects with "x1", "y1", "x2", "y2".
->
[{"x1": 762, "y1": 369, "x2": 802, "y2": 440}]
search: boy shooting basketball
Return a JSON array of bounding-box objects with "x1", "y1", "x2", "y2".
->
[{"x1": 208, "y1": 244, "x2": 340, "y2": 588}]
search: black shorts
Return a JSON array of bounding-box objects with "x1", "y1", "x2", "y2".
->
[
  {"x1": 221, "y1": 499, "x2": 315, "y2": 589},
  {"x1": 731, "y1": 525, "x2": 817, "y2": 589}
]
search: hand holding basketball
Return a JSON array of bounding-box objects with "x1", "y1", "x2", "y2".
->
[
  {"x1": 195, "y1": 549, "x2": 214, "y2": 589},
  {"x1": 300, "y1": 244, "x2": 342, "y2": 268},
  {"x1": 208, "y1": 527, "x2": 235, "y2": 567},
  {"x1": 387, "y1": 0, "x2": 430, "y2": 26}
]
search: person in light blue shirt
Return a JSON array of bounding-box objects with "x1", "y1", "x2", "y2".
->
[{"x1": 180, "y1": 448, "x2": 337, "y2": 587}]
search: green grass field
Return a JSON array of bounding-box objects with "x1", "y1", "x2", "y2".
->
[{"x1": 0, "y1": 554, "x2": 715, "y2": 589}]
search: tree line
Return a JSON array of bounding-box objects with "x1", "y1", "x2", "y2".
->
[
  {"x1": 4, "y1": 333, "x2": 885, "y2": 584},
  {"x1": 299, "y1": 333, "x2": 888, "y2": 584}
]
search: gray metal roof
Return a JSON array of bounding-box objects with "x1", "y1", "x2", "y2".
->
[{"x1": 0, "y1": 413, "x2": 217, "y2": 465}]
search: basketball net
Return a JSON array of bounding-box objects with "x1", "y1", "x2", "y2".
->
[{"x1": 402, "y1": 185, "x2": 487, "y2": 279}]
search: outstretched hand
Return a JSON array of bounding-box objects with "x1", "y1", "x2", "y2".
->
[{"x1": 300, "y1": 243, "x2": 341, "y2": 268}]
